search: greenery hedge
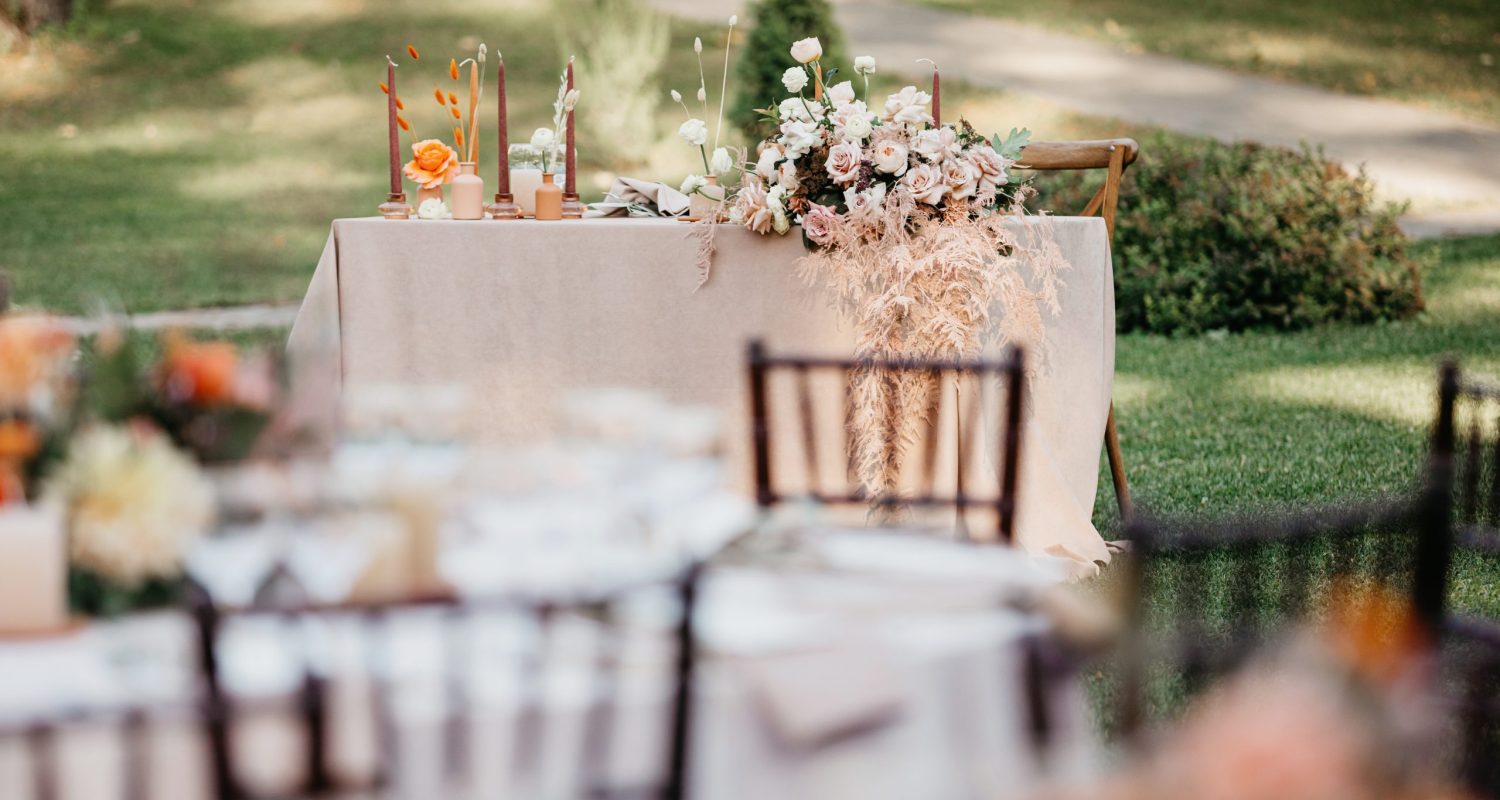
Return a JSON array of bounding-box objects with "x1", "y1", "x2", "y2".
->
[
  {"x1": 732, "y1": 0, "x2": 845, "y2": 138},
  {"x1": 1032, "y1": 136, "x2": 1427, "y2": 336}
]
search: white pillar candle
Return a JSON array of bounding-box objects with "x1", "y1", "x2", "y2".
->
[
  {"x1": 0, "y1": 505, "x2": 66, "y2": 636},
  {"x1": 510, "y1": 168, "x2": 544, "y2": 217}
]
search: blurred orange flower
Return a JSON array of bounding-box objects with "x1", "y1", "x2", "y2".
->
[
  {"x1": 161, "y1": 334, "x2": 238, "y2": 407},
  {"x1": 0, "y1": 316, "x2": 74, "y2": 412},
  {"x1": 403, "y1": 138, "x2": 459, "y2": 188}
]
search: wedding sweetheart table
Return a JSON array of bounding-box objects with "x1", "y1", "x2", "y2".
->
[{"x1": 288, "y1": 217, "x2": 1116, "y2": 570}]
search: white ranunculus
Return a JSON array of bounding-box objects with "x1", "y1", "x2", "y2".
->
[
  {"x1": 680, "y1": 174, "x2": 707, "y2": 195},
  {"x1": 777, "y1": 118, "x2": 823, "y2": 159},
  {"x1": 853, "y1": 56, "x2": 877, "y2": 76},
  {"x1": 417, "y1": 198, "x2": 453, "y2": 220},
  {"x1": 678, "y1": 118, "x2": 708, "y2": 146},
  {"x1": 842, "y1": 113, "x2": 874, "y2": 141},
  {"x1": 872, "y1": 140, "x2": 909, "y2": 176},
  {"x1": 790, "y1": 37, "x2": 823, "y2": 64},
  {"x1": 913, "y1": 127, "x2": 959, "y2": 162},
  {"x1": 778, "y1": 96, "x2": 824, "y2": 123},
  {"x1": 883, "y1": 85, "x2": 933, "y2": 128},
  {"x1": 903, "y1": 162, "x2": 947, "y2": 205},
  {"x1": 824, "y1": 140, "x2": 864, "y2": 185},
  {"x1": 827, "y1": 80, "x2": 856, "y2": 106},
  {"x1": 754, "y1": 145, "x2": 783, "y2": 180},
  {"x1": 708, "y1": 147, "x2": 735, "y2": 177},
  {"x1": 782, "y1": 66, "x2": 809, "y2": 94},
  {"x1": 530, "y1": 127, "x2": 556, "y2": 150}
]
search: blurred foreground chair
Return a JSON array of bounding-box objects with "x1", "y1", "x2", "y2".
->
[
  {"x1": 190, "y1": 565, "x2": 702, "y2": 800},
  {"x1": 1017, "y1": 139, "x2": 1139, "y2": 519},
  {"x1": 745, "y1": 340, "x2": 1027, "y2": 543}
]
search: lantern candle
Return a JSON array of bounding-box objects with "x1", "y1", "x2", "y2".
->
[{"x1": 0, "y1": 504, "x2": 67, "y2": 636}]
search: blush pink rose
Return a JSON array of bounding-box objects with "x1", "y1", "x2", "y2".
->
[{"x1": 824, "y1": 140, "x2": 864, "y2": 185}]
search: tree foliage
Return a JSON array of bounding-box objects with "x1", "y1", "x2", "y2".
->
[{"x1": 731, "y1": 0, "x2": 845, "y2": 139}]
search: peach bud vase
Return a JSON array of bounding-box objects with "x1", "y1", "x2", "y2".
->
[
  {"x1": 534, "y1": 173, "x2": 563, "y2": 221},
  {"x1": 452, "y1": 162, "x2": 484, "y2": 220}
]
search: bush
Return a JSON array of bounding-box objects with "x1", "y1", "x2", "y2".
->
[
  {"x1": 1032, "y1": 136, "x2": 1426, "y2": 336},
  {"x1": 558, "y1": 0, "x2": 670, "y2": 169},
  {"x1": 731, "y1": 0, "x2": 845, "y2": 139}
]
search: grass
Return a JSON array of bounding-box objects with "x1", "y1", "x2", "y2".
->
[{"x1": 912, "y1": 0, "x2": 1500, "y2": 125}]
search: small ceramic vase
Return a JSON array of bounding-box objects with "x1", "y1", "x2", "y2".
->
[
  {"x1": 416, "y1": 184, "x2": 444, "y2": 207},
  {"x1": 535, "y1": 173, "x2": 563, "y2": 221},
  {"x1": 451, "y1": 162, "x2": 484, "y2": 220},
  {"x1": 690, "y1": 175, "x2": 726, "y2": 221}
]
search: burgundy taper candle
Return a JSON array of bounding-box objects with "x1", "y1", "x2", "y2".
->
[
  {"x1": 497, "y1": 56, "x2": 509, "y2": 195},
  {"x1": 565, "y1": 56, "x2": 576, "y2": 195},
  {"x1": 387, "y1": 59, "x2": 401, "y2": 195},
  {"x1": 931, "y1": 67, "x2": 941, "y2": 127}
]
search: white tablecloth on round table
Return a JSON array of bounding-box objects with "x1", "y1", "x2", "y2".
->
[{"x1": 287, "y1": 217, "x2": 1116, "y2": 570}]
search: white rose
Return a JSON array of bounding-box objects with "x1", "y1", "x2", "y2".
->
[
  {"x1": 530, "y1": 127, "x2": 555, "y2": 150},
  {"x1": 883, "y1": 85, "x2": 933, "y2": 128},
  {"x1": 417, "y1": 198, "x2": 452, "y2": 220},
  {"x1": 782, "y1": 66, "x2": 809, "y2": 94},
  {"x1": 680, "y1": 174, "x2": 707, "y2": 195},
  {"x1": 754, "y1": 146, "x2": 783, "y2": 180},
  {"x1": 789, "y1": 37, "x2": 822, "y2": 64},
  {"x1": 844, "y1": 182, "x2": 886, "y2": 227},
  {"x1": 708, "y1": 147, "x2": 735, "y2": 177},
  {"x1": 824, "y1": 140, "x2": 864, "y2": 185},
  {"x1": 843, "y1": 114, "x2": 873, "y2": 141},
  {"x1": 827, "y1": 80, "x2": 856, "y2": 106},
  {"x1": 853, "y1": 56, "x2": 877, "y2": 76},
  {"x1": 872, "y1": 140, "x2": 909, "y2": 176},
  {"x1": 913, "y1": 128, "x2": 959, "y2": 162},
  {"x1": 777, "y1": 118, "x2": 823, "y2": 159},
  {"x1": 778, "y1": 96, "x2": 824, "y2": 123},
  {"x1": 941, "y1": 157, "x2": 981, "y2": 200},
  {"x1": 776, "y1": 160, "x2": 801, "y2": 191},
  {"x1": 678, "y1": 118, "x2": 708, "y2": 146},
  {"x1": 903, "y1": 162, "x2": 947, "y2": 205}
]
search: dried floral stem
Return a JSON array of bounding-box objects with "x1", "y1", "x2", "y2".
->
[{"x1": 714, "y1": 19, "x2": 735, "y2": 152}]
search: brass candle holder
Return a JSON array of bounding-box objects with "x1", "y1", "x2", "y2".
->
[
  {"x1": 379, "y1": 192, "x2": 413, "y2": 220},
  {"x1": 486, "y1": 192, "x2": 521, "y2": 220},
  {"x1": 561, "y1": 192, "x2": 585, "y2": 220}
]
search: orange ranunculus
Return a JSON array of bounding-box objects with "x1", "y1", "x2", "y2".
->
[
  {"x1": 161, "y1": 334, "x2": 239, "y2": 407},
  {"x1": 403, "y1": 138, "x2": 459, "y2": 189}
]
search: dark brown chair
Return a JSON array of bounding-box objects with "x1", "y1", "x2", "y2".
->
[
  {"x1": 746, "y1": 340, "x2": 1027, "y2": 543},
  {"x1": 190, "y1": 565, "x2": 702, "y2": 800},
  {"x1": 1017, "y1": 138, "x2": 1139, "y2": 519}
]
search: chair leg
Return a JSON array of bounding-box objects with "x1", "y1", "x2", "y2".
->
[{"x1": 1105, "y1": 403, "x2": 1132, "y2": 519}]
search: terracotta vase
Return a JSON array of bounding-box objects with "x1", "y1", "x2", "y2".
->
[
  {"x1": 690, "y1": 174, "x2": 726, "y2": 221},
  {"x1": 451, "y1": 162, "x2": 484, "y2": 220},
  {"x1": 534, "y1": 173, "x2": 563, "y2": 221}
]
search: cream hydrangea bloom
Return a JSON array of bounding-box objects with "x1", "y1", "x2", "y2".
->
[{"x1": 47, "y1": 425, "x2": 214, "y2": 586}]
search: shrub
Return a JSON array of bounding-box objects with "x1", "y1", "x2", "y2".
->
[
  {"x1": 559, "y1": 0, "x2": 670, "y2": 169},
  {"x1": 731, "y1": 0, "x2": 845, "y2": 139},
  {"x1": 1032, "y1": 136, "x2": 1426, "y2": 336}
]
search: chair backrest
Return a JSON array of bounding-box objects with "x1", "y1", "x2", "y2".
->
[
  {"x1": 746, "y1": 340, "x2": 1027, "y2": 543},
  {"x1": 1432, "y1": 362, "x2": 1500, "y2": 536},
  {"x1": 0, "y1": 704, "x2": 177, "y2": 800},
  {"x1": 190, "y1": 565, "x2": 701, "y2": 800},
  {"x1": 1117, "y1": 491, "x2": 1447, "y2": 739},
  {"x1": 1440, "y1": 615, "x2": 1500, "y2": 795},
  {"x1": 1016, "y1": 138, "x2": 1140, "y2": 239}
]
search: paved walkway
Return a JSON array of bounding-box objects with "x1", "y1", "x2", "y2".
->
[
  {"x1": 651, "y1": 0, "x2": 1500, "y2": 237},
  {"x1": 58, "y1": 303, "x2": 298, "y2": 335}
]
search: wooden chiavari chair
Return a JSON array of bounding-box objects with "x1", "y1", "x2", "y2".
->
[
  {"x1": 746, "y1": 339, "x2": 1027, "y2": 544},
  {"x1": 1017, "y1": 139, "x2": 1139, "y2": 519},
  {"x1": 190, "y1": 564, "x2": 702, "y2": 800}
]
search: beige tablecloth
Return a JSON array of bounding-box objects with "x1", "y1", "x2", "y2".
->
[{"x1": 288, "y1": 217, "x2": 1115, "y2": 569}]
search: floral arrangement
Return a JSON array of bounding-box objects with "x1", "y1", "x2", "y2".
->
[
  {"x1": 45, "y1": 423, "x2": 214, "y2": 614},
  {"x1": 384, "y1": 42, "x2": 489, "y2": 219},
  {"x1": 671, "y1": 16, "x2": 742, "y2": 203},
  {"x1": 0, "y1": 315, "x2": 76, "y2": 503},
  {"x1": 725, "y1": 39, "x2": 1061, "y2": 496},
  {"x1": 535, "y1": 67, "x2": 580, "y2": 175}
]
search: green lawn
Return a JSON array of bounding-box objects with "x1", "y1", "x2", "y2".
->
[{"x1": 913, "y1": 0, "x2": 1500, "y2": 125}]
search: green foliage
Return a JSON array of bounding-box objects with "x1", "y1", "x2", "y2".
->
[
  {"x1": 558, "y1": 0, "x2": 670, "y2": 168},
  {"x1": 731, "y1": 0, "x2": 845, "y2": 139},
  {"x1": 1037, "y1": 136, "x2": 1428, "y2": 336}
]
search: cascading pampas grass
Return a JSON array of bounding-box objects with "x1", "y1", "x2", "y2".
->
[{"x1": 798, "y1": 188, "x2": 1066, "y2": 497}]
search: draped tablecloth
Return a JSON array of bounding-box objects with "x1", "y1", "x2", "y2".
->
[{"x1": 288, "y1": 217, "x2": 1115, "y2": 569}]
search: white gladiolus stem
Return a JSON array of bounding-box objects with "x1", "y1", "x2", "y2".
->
[{"x1": 714, "y1": 17, "x2": 736, "y2": 152}]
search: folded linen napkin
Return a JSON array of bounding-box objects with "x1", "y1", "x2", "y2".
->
[{"x1": 583, "y1": 177, "x2": 692, "y2": 218}]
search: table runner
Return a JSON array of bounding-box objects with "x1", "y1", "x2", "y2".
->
[{"x1": 288, "y1": 217, "x2": 1115, "y2": 570}]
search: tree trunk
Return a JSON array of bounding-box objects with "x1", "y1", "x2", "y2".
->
[{"x1": 19, "y1": 0, "x2": 72, "y2": 32}]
